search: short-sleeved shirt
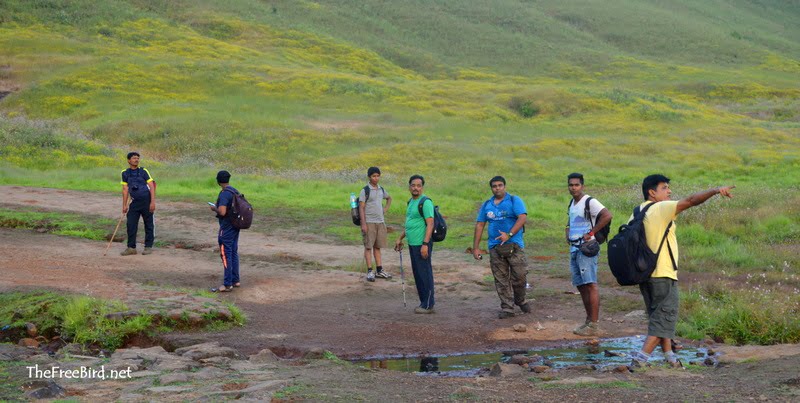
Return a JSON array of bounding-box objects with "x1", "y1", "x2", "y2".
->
[
  {"x1": 405, "y1": 195, "x2": 434, "y2": 246},
  {"x1": 120, "y1": 167, "x2": 154, "y2": 185},
  {"x1": 359, "y1": 184, "x2": 390, "y2": 223},
  {"x1": 216, "y1": 185, "x2": 240, "y2": 231},
  {"x1": 628, "y1": 201, "x2": 679, "y2": 280},
  {"x1": 476, "y1": 194, "x2": 527, "y2": 249},
  {"x1": 568, "y1": 195, "x2": 606, "y2": 251}
]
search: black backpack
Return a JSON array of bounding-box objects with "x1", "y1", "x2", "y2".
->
[
  {"x1": 410, "y1": 196, "x2": 447, "y2": 242},
  {"x1": 124, "y1": 168, "x2": 152, "y2": 201},
  {"x1": 223, "y1": 188, "x2": 254, "y2": 230},
  {"x1": 606, "y1": 202, "x2": 676, "y2": 286},
  {"x1": 351, "y1": 185, "x2": 384, "y2": 226},
  {"x1": 567, "y1": 196, "x2": 611, "y2": 244}
]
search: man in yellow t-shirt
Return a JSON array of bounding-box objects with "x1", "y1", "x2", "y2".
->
[{"x1": 629, "y1": 174, "x2": 734, "y2": 368}]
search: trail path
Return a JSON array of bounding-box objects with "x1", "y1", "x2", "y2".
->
[{"x1": 2, "y1": 186, "x2": 645, "y2": 357}]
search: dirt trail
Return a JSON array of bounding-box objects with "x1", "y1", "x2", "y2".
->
[{"x1": 1, "y1": 186, "x2": 664, "y2": 358}]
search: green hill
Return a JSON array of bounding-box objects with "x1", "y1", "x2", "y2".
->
[{"x1": 0, "y1": 0, "x2": 798, "y2": 277}]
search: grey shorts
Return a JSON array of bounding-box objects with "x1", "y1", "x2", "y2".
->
[{"x1": 639, "y1": 277, "x2": 679, "y2": 339}]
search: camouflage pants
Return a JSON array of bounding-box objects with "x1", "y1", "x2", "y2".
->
[{"x1": 489, "y1": 243, "x2": 529, "y2": 313}]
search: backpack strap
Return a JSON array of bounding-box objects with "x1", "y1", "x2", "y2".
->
[
  {"x1": 638, "y1": 202, "x2": 678, "y2": 271},
  {"x1": 417, "y1": 196, "x2": 430, "y2": 218},
  {"x1": 363, "y1": 185, "x2": 370, "y2": 202},
  {"x1": 584, "y1": 196, "x2": 595, "y2": 227}
]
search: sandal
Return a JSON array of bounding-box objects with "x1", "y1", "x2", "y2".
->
[
  {"x1": 211, "y1": 286, "x2": 232, "y2": 293},
  {"x1": 671, "y1": 339, "x2": 684, "y2": 351},
  {"x1": 233, "y1": 283, "x2": 241, "y2": 288}
]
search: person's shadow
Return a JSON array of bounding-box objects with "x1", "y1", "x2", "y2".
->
[{"x1": 419, "y1": 356, "x2": 439, "y2": 372}]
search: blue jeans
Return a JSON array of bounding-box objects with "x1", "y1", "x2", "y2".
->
[
  {"x1": 570, "y1": 249, "x2": 598, "y2": 286},
  {"x1": 219, "y1": 226, "x2": 240, "y2": 287},
  {"x1": 409, "y1": 245, "x2": 434, "y2": 309}
]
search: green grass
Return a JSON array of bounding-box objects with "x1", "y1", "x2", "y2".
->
[{"x1": 0, "y1": 207, "x2": 115, "y2": 241}]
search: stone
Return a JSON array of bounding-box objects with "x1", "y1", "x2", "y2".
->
[
  {"x1": 512, "y1": 324, "x2": 527, "y2": 332},
  {"x1": 179, "y1": 344, "x2": 237, "y2": 361},
  {"x1": 129, "y1": 370, "x2": 161, "y2": 378},
  {"x1": 175, "y1": 342, "x2": 220, "y2": 355},
  {"x1": 249, "y1": 349, "x2": 280, "y2": 364},
  {"x1": 707, "y1": 349, "x2": 716, "y2": 356},
  {"x1": 704, "y1": 357, "x2": 717, "y2": 367},
  {"x1": 159, "y1": 373, "x2": 190, "y2": 385},
  {"x1": 568, "y1": 364, "x2": 597, "y2": 371},
  {"x1": 303, "y1": 347, "x2": 326, "y2": 359},
  {"x1": 168, "y1": 309, "x2": 185, "y2": 322},
  {"x1": 188, "y1": 367, "x2": 228, "y2": 380},
  {"x1": 604, "y1": 350, "x2": 623, "y2": 357},
  {"x1": 508, "y1": 355, "x2": 534, "y2": 365},
  {"x1": 104, "y1": 311, "x2": 140, "y2": 321},
  {"x1": 531, "y1": 365, "x2": 550, "y2": 373},
  {"x1": 489, "y1": 362, "x2": 526, "y2": 377},
  {"x1": 186, "y1": 312, "x2": 205, "y2": 326},
  {"x1": 23, "y1": 380, "x2": 65, "y2": 399},
  {"x1": 18, "y1": 338, "x2": 39, "y2": 348},
  {"x1": 200, "y1": 356, "x2": 232, "y2": 366},
  {"x1": 146, "y1": 386, "x2": 195, "y2": 394},
  {"x1": 25, "y1": 322, "x2": 38, "y2": 338},
  {"x1": 585, "y1": 339, "x2": 600, "y2": 346},
  {"x1": 625, "y1": 310, "x2": 647, "y2": 319}
]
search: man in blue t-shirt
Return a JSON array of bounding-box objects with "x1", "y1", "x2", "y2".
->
[
  {"x1": 472, "y1": 176, "x2": 531, "y2": 319},
  {"x1": 208, "y1": 170, "x2": 240, "y2": 293}
]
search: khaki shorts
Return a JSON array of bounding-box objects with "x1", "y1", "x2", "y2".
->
[{"x1": 363, "y1": 222, "x2": 387, "y2": 249}]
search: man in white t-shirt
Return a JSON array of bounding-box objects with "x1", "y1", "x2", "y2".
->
[{"x1": 566, "y1": 173, "x2": 612, "y2": 336}]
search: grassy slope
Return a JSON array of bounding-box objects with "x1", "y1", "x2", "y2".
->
[{"x1": 0, "y1": 0, "x2": 797, "y2": 276}]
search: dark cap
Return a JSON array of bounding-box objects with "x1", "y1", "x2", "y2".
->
[
  {"x1": 216, "y1": 170, "x2": 231, "y2": 184},
  {"x1": 367, "y1": 167, "x2": 381, "y2": 177}
]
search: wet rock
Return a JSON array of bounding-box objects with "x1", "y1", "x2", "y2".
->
[
  {"x1": 160, "y1": 373, "x2": 190, "y2": 385},
  {"x1": 512, "y1": 324, "x2": 527, "y2": 332},
  {"x1": 585, "y1": 339, "x2": 600, "y2": 346},
  {"x1": 696, "y1": 352, "x2": 705, "y2": 357},
  {"x1": 531, "y1": 365, "x2": 551, "y2": 373},
  {"x1": 303, "y1": 347, "x2": 326, "y2": 359},
  {"x1": 25, "y1": 322, "x2": 38, "y2": 338},
  {"x1": 249, "y1": 349, "x2": 280, "y2": 363},
  {"x1": 489, "y1": 362, "x2": 526, "y2": 377},
  {"x1": 604, "y1": 350, "x2": 623, "y2": 357},
  {"x1": 508, "y1": 355, "x2": 535, "y2": 365},
  {"x1": 542, "y1": 359, "x2": 554, "y2": 367},
  {"x1": 18, "y1": 338, "x2": 39, "y2": 348},
  {"x1": 24, "y1": 380, "x2": 66, "y2": 399},
  {"x1": 707, "y1": 349, "x2": 716, "y2": 356},
  {"x1": 587, "y1": 346, "x2": 600, "y2": 355},
  {"x1": 601, "y1": 365, "x2": 630, "y2": 373},
  {"x1": 704, "y1": 357, "x2": 717, "y2": 367}
]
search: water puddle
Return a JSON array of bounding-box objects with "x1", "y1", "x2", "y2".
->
[{"x1": 354, "y1": 336, "x2": 711, "y2": 377}]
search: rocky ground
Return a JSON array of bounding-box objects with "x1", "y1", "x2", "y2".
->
[{"x1": 1, "y1": 186, "x2": 800, "y2": 401}]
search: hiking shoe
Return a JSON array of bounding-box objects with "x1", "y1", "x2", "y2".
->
[
  {"x1": 375, "y1": 270, "x2": 392, "y2": 279},
  {"x1": 120, "y1": 248, "x2": 137, "y2": 256},
  {"x1": 572, "y1": 319, "x2": 591, "y2": 333},
  {"x1": 668, "y1": 359, "x2": 685, "y2": 369},
  {"x1": 498, "y1": 311, "x2": 515, "y2": 319},
  {"x1": 142, "y1": 247, "x2": 153, "y2": 255},
  {"x1": 520, "y1": 303, "x2": 532, "y2": 313},
  {"x1": 414, "y1": 306, "x2": 434, "y2": 314},
  {"x1": 573, "y1": 322, "x2": 600, "y2": 336},
  {"x1": 366, "y1": 270, "x2": 376, "y2": 282}
]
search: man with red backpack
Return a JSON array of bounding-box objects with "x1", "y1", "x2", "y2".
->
[{"x1": 209, "y1": 170, "x2": 242, "y2": 293}]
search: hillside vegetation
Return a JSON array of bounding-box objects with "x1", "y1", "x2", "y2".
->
[{"x1": 0, "y1": 0, "x2": 798, "y2": 341}]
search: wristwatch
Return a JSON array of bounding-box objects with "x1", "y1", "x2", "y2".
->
[
  {"x1": 422, "y1": 241, "x2": 430, "y2": 246},
  {"x1": 508, "y1": 232, "x2": 514, "y2": 237}
]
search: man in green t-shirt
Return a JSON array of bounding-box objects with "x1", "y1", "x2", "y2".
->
[
  {"x1": 629, "y1": 174, "x2": 734, "y2": 368},
  {"x1": 394, "y1": 175, "x2": 436, "y2": 314}
]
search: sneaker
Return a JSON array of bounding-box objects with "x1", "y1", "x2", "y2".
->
[
  {"x1": 366, "y1": 270, "x2": 375, "y2": 282},
  {"x1": 520, "y1": 303, "x2": 532, "y2": 313},
  {"x1": 120, "y1": 248, "x2": 137, "y2": 256},
  {"x1": 668, "y1": 359, "x2": 685, "y2": 369},
  {"x1": 572, "y1": 319, "x2": 591, "y2": 333},
  {"x1": 414, "y1": 306, "x2": 434, "y2": 314},
  {"x1": 375, "y1": 270, "x2": 392, "y2": 279},
  {"x1": 142, "y1": 247, "x2": 153, "y2": 255},
  {"x1": 498, "y1": 311, "x2": 515, "y2": 319},
  {"x1": 573, "y1": 322, "x2": 600, "y2": 336}
]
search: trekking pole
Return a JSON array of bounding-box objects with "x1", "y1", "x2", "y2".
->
[
  {"x1": 399, "y1": 250, "x2": 407, "y2": 307},
  {"x1": 104, "y1": 213, "x2": 125, "y2": 256}
]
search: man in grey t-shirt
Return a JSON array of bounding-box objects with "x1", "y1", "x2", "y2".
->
[{"x1": 359, "y1": 167, "x2": 393, "y2": 282}]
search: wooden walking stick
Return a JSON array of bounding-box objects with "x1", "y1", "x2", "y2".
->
[{"x1": 104, "y1": 213, "x2": 125, "y2": 256}]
